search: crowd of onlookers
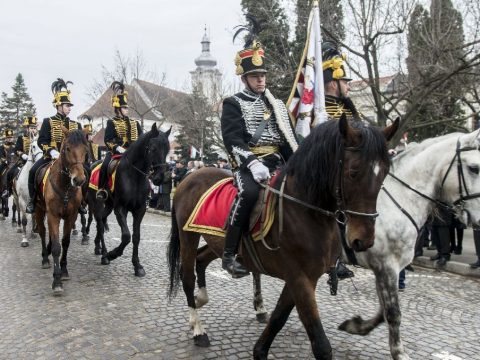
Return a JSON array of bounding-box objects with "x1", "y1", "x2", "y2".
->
[{"x1": 148, "y1": 157, "x2": 231, "y2": 213}]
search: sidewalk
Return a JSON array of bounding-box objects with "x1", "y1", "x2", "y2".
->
[{"x1": 413, "y1": 228, "x2": 480, "y2": 278}]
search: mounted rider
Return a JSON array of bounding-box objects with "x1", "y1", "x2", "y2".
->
[
  {"x1": 322, "y1": 41, "x2": 359, "y2": 121},
  {"x1": 3, "y1": 116, "x2": 38, "y2": 198},
  {"x1": 96, "y1": 81, "x2": 143, "y2": 201},
  {"x1": 81, "y1": 117, "x2": 101, "y2": 163},
  {"x1": 322, "y1": 41, "x2": 357, "y2": 280},
  {"x1": 0, "y1": 128, "x2": 15, "y2": 179},
  {"x1": 220, "y1": 15, "x2": 298, "y2": 278},
  {"x1": 26, "y1": 78, "x2": 84, "y2": 214}
]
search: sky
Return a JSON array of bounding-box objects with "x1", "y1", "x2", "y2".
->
[{"x1": 0, "y1": 0, "x2": 243, "y2": 120}]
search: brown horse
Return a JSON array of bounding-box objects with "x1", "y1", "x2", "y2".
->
[
  {"x1": 34, "y1": 127, "x2": 89, "y2": 295},
  {"x1": 168, "y1": 117, "x2": 398, "y2": 359}
]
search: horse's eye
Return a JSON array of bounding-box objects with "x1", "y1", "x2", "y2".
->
[
  {"x1": 349, "y1": 169, "x2": 359, "y2": 179},
  {"x1": 66, "y1": 147, "x2": 70, "y2": 152},
  {"x1": 468, "y1": 165, "x2": 479, "y2": 174}
]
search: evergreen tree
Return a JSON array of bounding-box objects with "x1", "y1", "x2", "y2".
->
[
  {"x1": 406, "y1": 0, "x2": 467, "y2": 141},
  {"x1": 0, "y1": 73, "x2": 36, "y2": 135},
  {"x1": 240, "y1": 0, "x2": 295, "y2": 101},
  {"x1": 293, "y1": 0, "x2": 345, "y2": 68}
]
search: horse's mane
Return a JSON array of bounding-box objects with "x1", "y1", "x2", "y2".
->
[
  {"x1": 285, "y1": 120, "x2": 389, "y2": 205},
  {"x1": 63, "y1": 130, "x2": 88, "y2": 147}
]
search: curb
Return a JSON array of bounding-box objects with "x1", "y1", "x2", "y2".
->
[{"x1": 413, "y1": 256, "x2": 480, "y2": 279}]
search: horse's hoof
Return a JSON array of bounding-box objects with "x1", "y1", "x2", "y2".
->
[
  {"x1": 135, "y1": 267, "x2": 146, "y2": 277},
  {"x1": 61, "y1": 273, "x2": 70, "y2": 281},
  {"x1": 42, "y1": 261, "x2": 51, "y2": 269},
  {"x1": 94, "y1": 248, "x2": 101, "y2": 255},
  {"x1": 72, "y1": 229, "x2": 78, "y2": 236},
  {"x1": 16, "y1": 228, "x2": 23, "y2": 233},
  {"x1": 101, "y1": 257, "x2": 110, "y2": 265},
  {"x1": 193, "y1": 334, "x2": 210, "y2": 347},
  {"x1": 256, "y1": 312, "x2": 269, "y2": 324},
  {"x1": 20, "y1": 241, "x2": 29, "y2": 248},
  {"x1": 52, "y1": 285, "x2": 64, "y2": 296},
  {"x1": 81, "y1": 238, "x2": 89, "y2": 245}
]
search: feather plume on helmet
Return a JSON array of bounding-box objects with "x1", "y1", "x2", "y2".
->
[
  {"x1": 51, "y1": 78, "x2": 74, "y2": 107},
  {"x1": 110, "y1": 81, "x2": 128, "y2": 108},
  {"x1": 233, "y1": 14, "x2": 267, "y2": 76}
]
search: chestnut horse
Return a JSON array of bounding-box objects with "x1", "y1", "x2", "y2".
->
[
  {"x1": 34, "y1": 128, "x2": 88, "y2": 295},
  {"x1": 168, "y1": 117, "x2": 398, "y2": 359}
]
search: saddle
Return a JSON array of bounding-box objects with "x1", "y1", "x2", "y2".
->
[
  {"x1": 88, "y1": 155, "x2": 122, "y2": 193},
  {"x1": 183, "y1": 174, "x2": 280, "y2": 241},
  {"x1": 35, "y1": 161, "x2": 54, "y2": 197}
]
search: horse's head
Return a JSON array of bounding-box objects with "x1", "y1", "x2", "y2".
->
[
  {"x1": 339, "y1": 116, "x2": 399, "y2": 251},
  {"x1": 29, "y1": 139, "x2": 42, "y2": 162},
  {"x1": 440, "y1": 130, "x2": 480, "y2": 226},
  {"x1": 147, "y1": 123, "x2": 171, "y2": 186},
  {"x1": 60, "y1": 126, "x2": 88, "y2": 187}
]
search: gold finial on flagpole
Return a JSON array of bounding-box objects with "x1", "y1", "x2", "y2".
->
[{"x1": 312, "y1": 0, "x2": 319, "y2": 7}]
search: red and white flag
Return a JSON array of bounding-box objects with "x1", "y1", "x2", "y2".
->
[{"x1": 286, "y1": 1, "x2": 328, "y2": 140}]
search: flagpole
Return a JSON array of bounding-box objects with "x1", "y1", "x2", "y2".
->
[{"x1": 312, "y1": 0, "x2": 327, "y2": 126}]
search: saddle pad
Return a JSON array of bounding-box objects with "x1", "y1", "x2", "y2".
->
[
  {"x1": 88, "y1": 163, "x2": 116, "y2": 192},
  {"x1": 40, "y1": 164, "x2": 53, "y2": 196},
  {"x1": 183, "y1": 177, "x2": 277, "y2": 241}
]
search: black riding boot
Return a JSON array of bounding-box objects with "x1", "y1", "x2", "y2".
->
[
  {"x1": 222, "y1": 225, "x2": 249, "y2": 278},
  {"x1": 26, "y1": 180, "x2": 35, "y2": 214}
]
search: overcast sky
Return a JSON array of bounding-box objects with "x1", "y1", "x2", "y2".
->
[{"x1": 0, "y1": 0, "x2": 243, "y2": 120}]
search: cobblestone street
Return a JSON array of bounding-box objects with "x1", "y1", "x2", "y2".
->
[{"x1": 0, "y1": 212, "x2": 479, "y2": 360}]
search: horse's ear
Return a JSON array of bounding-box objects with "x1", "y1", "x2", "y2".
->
[
  {"x1": 151, "y1": 122, "x2": 159, "y2": 136},
  {"x1": 82, "y1": 128, "x2": 90, "y2": 137},
  {"x1": 338, "y1": 113, "x2": 354, "y2": 140},
  {"x1": 60, "y1": 125, "x2": 69, "y2": 137},
  {"x1": 383, "y1": 117, "x2": 400, "y2": 141},
  {"x1": 165, "y1": 126, "x2": 172, "y2": 138}
]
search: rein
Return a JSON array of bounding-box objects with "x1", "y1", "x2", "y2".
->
[{"x1": 123, "y1": 145, "x2": 168, "y2": 179}]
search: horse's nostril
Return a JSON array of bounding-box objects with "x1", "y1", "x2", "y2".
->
[{"x1": 352, "y1": 239, "x2": 362, "y2": 251}]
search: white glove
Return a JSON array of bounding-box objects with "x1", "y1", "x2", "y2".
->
[
  {"x1": 116, "y1": 146, "x2": 126, "y2": 154},
  {"x1": 21, "y1": 154, "x2": 28, "y2": 161},
  {"x1": 248, "y1": 160, "x2": 270, "y2": 183},
  {"x1": 50, "y1": 149, "x2": 60, "y2": 159}
]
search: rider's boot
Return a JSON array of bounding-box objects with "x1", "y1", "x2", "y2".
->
[
  {"x1": 1, "y1": 190, "x2": 8, "y2": 199},
  {"x1": 336, "y1": 261, "x2": 355, "y2": 280},
  {"x1": 222, "y1": 225, "x2": 249, "y2": 278}
]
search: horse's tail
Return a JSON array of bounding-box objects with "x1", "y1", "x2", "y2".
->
[{"x1": 167, "y1": 204, "x2": 181, "y2": 300}]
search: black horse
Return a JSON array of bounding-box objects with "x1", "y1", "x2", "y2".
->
[{"x1": 87, "y1": 123, "x2": 170, "y2": 276}]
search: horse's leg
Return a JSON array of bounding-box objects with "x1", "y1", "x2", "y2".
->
[
  {"x1": 36, "y1": 210, "x2": 49, "y2": 268},
  {"x1": 131, "y1": 207, "x2": 146, "y2": 277},
  {"x1": 194, "y1": 244, "x2": 214, "y2": 308},
  {"x1": 253, "y1": 284, "x2": 295, "y2": 360},
  {"x1": 72, "y1": 222, "x2": 78, "y2": 236},
  {"x1": 80, "y1": 212, "x2": 89, "y2": 245},
  {"x1": 47, "y1": 214, "x2": 63, "y2": 295},
  {"x1": 11, "y1": 202, "x2": 16, "y2": 225},
  {"x1": 99, "y1": 203, "x2": 113, "y2": 259},
  {"x1": 85, "y1": 210, "x2": 93, "y2": 235},
  {"x1": 103, "y1": 206, "x2": 130, "y2": 264},
  {"x1": 252, "y1": 272, "x2": 269, "y2": 323},
  {"x1": 60, "y1": 216, "x2": 75, "y2": 281},
  {"x1": 20, "y1": 213, "x2": 29, "y2": 247}
]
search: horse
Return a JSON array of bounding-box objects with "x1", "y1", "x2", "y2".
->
[
  {"x1": 337, "y1": 130, "x2": 480, "y2": 360},
  {"x1": 13, "y1": 137, "x2": 43, "y2": 247},
  {"x1": 34, "y1": 128, "x2": 89, "y2": 295},
  {"x1": 0, "y1": 151, "x2": 18, "y2": 220},
  {"x1": 87, "y1": 123, "x2": 170, "y2": 277},
  {"x1": 168, "y1": 117, "x2": 398, "y2": 359}
]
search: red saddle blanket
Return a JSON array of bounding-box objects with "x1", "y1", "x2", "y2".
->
[
  {"x1": 183, "y1": 177, "x2": 277, "y2": 241},
  {"x1": 88, "y1": 155, "x2": 122, "y2": 193}
]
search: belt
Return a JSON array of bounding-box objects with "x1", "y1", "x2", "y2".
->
[{"x1": 249, "y1": 145, "x2": 279, "y2": 157}]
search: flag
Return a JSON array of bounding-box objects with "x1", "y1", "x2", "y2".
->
[{"x1": 286, "y1": 1, "x2": 328, "y2": 140}]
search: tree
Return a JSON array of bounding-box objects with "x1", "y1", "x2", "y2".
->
[
  {"x1": 240, "y1": 0, "x2": 295, "y2": 101},
  {"x1": 0, "y1": 73, "x2": 36, "y2": 134}
]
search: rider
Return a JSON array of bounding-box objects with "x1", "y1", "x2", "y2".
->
[
  {"x1": 96, "y1": 81, "x2": 143, "y2": 201},
  {"x1": 4, "y1": 116, "x2": 38, "y2": 198},
  {"x1": 220, "y1": 19, "x2": 298, "y2": 278},
  {"x1": 83, "y1": 122, "x2": 101, "y2": 163},
  {"x1": 26, "y1": 78, "x2": 85, "y2": 214},
  {"x1": 0, "y1": 128, "x2": 15, "y2": 188},
  {"x1": 322, "y1": 41, "x2": 357, "y2": 280}
]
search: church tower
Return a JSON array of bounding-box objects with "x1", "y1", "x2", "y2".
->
[{"x1": 190, "y1": 27, "x2": 222, "y2": 102}]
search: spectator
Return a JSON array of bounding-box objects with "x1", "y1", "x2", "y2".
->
[
  {"x1": 449, "y1": 214, "x2": 465, "y2": 255},
  {"x1": 173, "y1": 161, "x2": 187, "y2": 186},
  {"x1": 186, "y1": 160, "x2": 195, "y2": 174},
  {"x1": 470, "y1": 226, "x2": 480, "y2": 268},
  {"x1": 398, "y1": 268, "x2": 406, "y2": 291},
  {"x1": 158, "y1": 168, "x2": 172, "y2": 213},
  {"x1": 218, "y1": 158, "x2": 231, "y2": 170},
  {"x1": 430, "y1": 206, "x2": 452, "y2": 267}
]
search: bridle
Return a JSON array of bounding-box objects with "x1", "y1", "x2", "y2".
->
[
  {"x1": 383, "y1": 136, "x2": 480, "y2": 231},
  {"x1": 123, "y1": 143, "x2": 169, "y2": 179}
]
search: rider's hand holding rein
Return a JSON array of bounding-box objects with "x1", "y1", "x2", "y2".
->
[
  {"x1": 248, "y1": 159, "x2": 270, "y2": 183},
  {"x1": 116, "y1": 146, "x2": 126, "y2": 154},
  {"x1": 50, "y1": 149, "x2": 60, "y2": 160}
]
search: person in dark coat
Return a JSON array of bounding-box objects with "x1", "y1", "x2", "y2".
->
[
  {"x1": 172, "y1": 161, "x2": 187, "y2": 187},
  {"x1": 26, "y1": 79, "x2": 83, "y2": 214},
  {"x1": 220, "y1": 16, "x2": 298, "y2": 278},
  {"x1": 430, "y1": 206, "x2": 453, "y2": 266},
  {"x1": 96, "y1": 81, "x2": 143, "y2": 200},
  {"x1": 159, "y1": 168, "x2": 172, "y2": 212}
]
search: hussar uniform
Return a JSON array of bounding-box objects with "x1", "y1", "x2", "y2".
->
[
  {"x1": 26, "y1": 79, "x2": 82, "y2": 213},
  {"x1": 0, "y1": 128, "x2": 15, "y2": 176},
  {"x1": 83, "y1": 123, "x2": 101, "y2": 163},
  {"x1": 96, "y1": 81, "x2": 143, "y2": 200},
  {"x1": 220, "y1": 17, "x2": 298, "y2": 278}
]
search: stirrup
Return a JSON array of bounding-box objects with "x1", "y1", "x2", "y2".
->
[
  {"x1": 1, "y1": 190, "x2": 8, "y2": 199},
  {"x1": 96, "y1": 189, "x2": 108, "y2": 201}
]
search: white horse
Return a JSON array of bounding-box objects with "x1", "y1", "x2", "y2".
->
[
  {"x1": 339, "y1": 130, "x2": 480, "y2": 359},
  {"x1": 13, "y1": 138, "x2": 42, "y2": 247}
]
